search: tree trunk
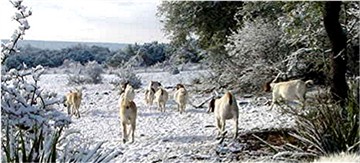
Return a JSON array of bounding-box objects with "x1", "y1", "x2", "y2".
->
[{"x1": 323, "y1": 1, "x2": 348, "y2": 105}]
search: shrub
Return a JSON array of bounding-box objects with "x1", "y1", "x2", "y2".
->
[
  {"x1": 168, "y1": 66, "x2": 180, "y2": 75},
  {"x1": 111, "y1": 68, "x2": 142, "y2": 91},
  {"x1": 1, "y1": 66, "x2": 71, "y2": 162},
  {"x1": 66, "y1": 61, "x2": 104, "y2": 85},
  {"x1": 222, "y1": 18, "x2": 290, "y2": 93},
  {"x1": 289, "y1": 82, "x2": 359, "y2": 157},
  {"x1": 67, "y1": 73, "x2": 86, "y2": 85},
  {"x1": 1, "y1": 66, "x2": 121, "y2": 162},
  {"x1": 84, "y1": 61, "x2": 104, "y2": 84}
]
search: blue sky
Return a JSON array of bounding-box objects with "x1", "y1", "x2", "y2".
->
[{"x1": 0, "y1": 0, "x2": 169, "y2": 44}]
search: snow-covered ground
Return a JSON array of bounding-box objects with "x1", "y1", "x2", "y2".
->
[{"x1": 38, "y1": 69, "x2": 296, "y2": 162}]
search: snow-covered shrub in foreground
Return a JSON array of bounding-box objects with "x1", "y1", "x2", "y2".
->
[
  {"x1": 1, "y1": 66, "x2": 121, "y2": 162},
  {"x1": 1, "y1": 65, "x2": 72, "y2": 162},
  {"x1": 1, "y1": 0, "x2": 32, "y2": 64}
]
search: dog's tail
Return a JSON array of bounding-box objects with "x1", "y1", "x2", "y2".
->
[
  {"x1": 208, "y1": 98, "x2": 216, "y2": 113},
  {"x1": 226, "y1": 92, "x2": 233, "y2": 105}
]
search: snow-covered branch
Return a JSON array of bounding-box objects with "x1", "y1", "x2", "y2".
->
[{"x1": 1, "y1": 0, "x2": 32, "y2": 64}]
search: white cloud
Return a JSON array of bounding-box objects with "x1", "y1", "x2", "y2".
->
[{"x1": 0, "y1": 0, "x2": 169, "y2": 44}]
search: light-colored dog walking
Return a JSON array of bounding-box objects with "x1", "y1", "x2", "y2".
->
[
  {"x1": 269, "y1": 79, "x2": 313, "y2": 110},
  {"x1": 144, "y1": 88, "x2": 155, "y2": 107},
  {"x1": 154, "y1": 87, "x2": 168, "y2": 112},
  {"x1": 174, "y1": 84, "x2": 188, "y2": 114},
  {"x1": 119, "y1": 83, "x2": 137, "y2": 143},
  {"x1": 208, "y1": 92, "x2": 239, "y2": 139},
  {"x1": 64, "y1": 88, "x2": 82, "y2": 118}
]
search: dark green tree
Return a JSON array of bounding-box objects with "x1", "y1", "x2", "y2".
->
[{"x1": 157, "y1": 1, "x2": 243, "y2": 54}]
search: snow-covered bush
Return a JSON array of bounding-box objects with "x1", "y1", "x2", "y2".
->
[
  {"x1": 1, "y1": 66, "x2": 121, "y2": 162},
  {"x1": 111, "y1": 68, "x2": 142, "y2": 90},
  {"x1": 1, "y1": 65, "x2": 72, "y2": 162},
  {"x1": 223, "y1": 19, "x2": 289, "y2": 93},
  {"x1": 84, "y1": 61, "x2": 104, "y2": 84},
  {"x1": 226, "y1": 19, "x2": 285, "y2": 63},
  {"x1": 67, "y1": 73, "x2": 86, "y2": 85},
  {"x1": 1, "y1": 0, "x2": 32, "y2": 64},
  {"x1": 66, "y1": 61, "x2": 104, "y2": 85}
]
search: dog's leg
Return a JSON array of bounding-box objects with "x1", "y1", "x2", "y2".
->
[
  {"x1": 130, "y1": 121, "x2": 136, "y2": 143},
  {"x1": 216, "y1": 118, "x2": 222, "y2": 139},
  {"x1": 233, "y1": 118, "x2": 238, "y2": 139},
  {"x1": 71, "y1": 105, "x2": 76, "y2": 117},
  {"x1": 163, "y1": 102, "x2": 166, "y2": 112},
  {"x1": 77, "y1": 107, "x2": 81, "y2": 118},
  {"x1": 122, "y1": 122, "x2": 127, "y2": 143},
  {"x1": 220, "y1": 119, "x2": 226, "y2": 137},
  {"x1": 67, "y1": 105, "x2": 71, "y2": 115}
]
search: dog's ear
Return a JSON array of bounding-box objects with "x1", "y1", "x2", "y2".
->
[{"x1": 208, "y1": 99, "x2": 216, "y2": 113}]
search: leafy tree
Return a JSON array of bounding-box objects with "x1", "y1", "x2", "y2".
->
[
  {"x1": 107, "y1": 50, "x2": 129, "y2": 67},
  {"x1": 157, "y1": 1, "x2": 243, "y2": 54},
  {"x1": 108, "y1": 41, "x2": 174, "y2": 68},
  {"x1": 90, "y1": 45, "x2": 112, "y2": 64}
]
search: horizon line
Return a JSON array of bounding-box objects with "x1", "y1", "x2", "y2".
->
[{"x1": 0, "y1": 38, "x2": 170, "y2": 45}]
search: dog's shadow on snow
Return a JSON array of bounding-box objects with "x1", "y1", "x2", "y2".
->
[
  {"x1": 138, "y1": 111, "x2": 172, "y2": 117},
  {"x1": 85, "y1": 109, "x2": 117, "y2": 118},
  {"x1": 161, "y1": 135, "x2": 214, "y2": 144},
  {"x1": 138, "y1": 108, "x2": 205, "y2": 117},
  {"x1": 186, "y1": 108, "x2": 206, "y2": 113}
]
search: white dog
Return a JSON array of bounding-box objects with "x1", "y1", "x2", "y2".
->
[
  {"x1": 64, "y1": 88, "x2": 82, "y2": 118},
  {"x1": 119, "y1": 83, "x2": 137, "y2": 143},
  {"x1": 270, "y1": 79, "x2": 313, "y2": 110},
  {"x1": 154, "y1": 87, "x2": 168, "y2": 112},
  {"x1": 208, "y1": 92, "x2": 239, "y2": 139},
  {"x1": 173, "y1": 84, "x2": 188, "y2": 114},
  {"x1": 144, "y1": 88, "x2": 155, "y2": 107}
]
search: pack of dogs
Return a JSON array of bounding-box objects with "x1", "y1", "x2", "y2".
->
[
  {"x1": 63, "y1": 78, "x2": 315, "y2": 143},
  {"x1": 61, "y1": 78, "x2": 360, "y2": 161}
]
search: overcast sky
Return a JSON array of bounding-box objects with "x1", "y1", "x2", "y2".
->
[{"x1": 0, "y1": 0, "x2": 170, "y2": 44}]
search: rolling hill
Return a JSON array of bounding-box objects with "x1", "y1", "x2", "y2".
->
[{"x1": 1, "y1": 39, "x2": 128, "y2": 51}]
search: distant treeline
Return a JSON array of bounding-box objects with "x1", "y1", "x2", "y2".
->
[{"x1": 4, "y1": 41, "x2": 204, "y2": 69}]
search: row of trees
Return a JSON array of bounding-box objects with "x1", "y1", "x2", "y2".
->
[{"x1": 4, "y1": 41, "x2": 204, "y2": 70}]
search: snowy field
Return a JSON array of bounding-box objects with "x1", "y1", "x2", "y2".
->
[{"x1": 38, "y1": 69, "x2": 296, "y2": 162}]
